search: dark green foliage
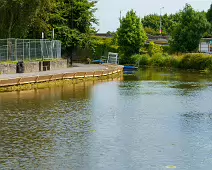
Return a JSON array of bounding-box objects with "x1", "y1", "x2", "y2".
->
[
  {"x1": 141, "y1": 13, "x2": 181, "y2": 35},
  {"x1": 162, "y1": 46, "x2": 171, "y2": 54},
  {"x1": 117, "y1": 10, "x2": 147, "y2": 59},
  {"x1": 0, "y1": 0, "x2": 48, "y2": 38},
  {"x1": 169, "y1": 4, "x2": 210, "y2": 53},
  {"x1": 92, "y1": 37, "x2": 118, "y2": 59},
  {"x1": 49, "y1": 0, "x2": 98, "y2": 56},
  {"x1": 206, "y1": 4, "x2": 212, "y2": 23},
  {"x1": 119, "y1": 54, "x2": 135, "y2": 65},
  {"x1": 142, "y1": 14, "x2": 160, "y2": 32},
  {"x1": 0, "y1": 0, "x2": 98, "y2": 59}
]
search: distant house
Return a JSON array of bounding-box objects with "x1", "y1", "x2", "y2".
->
[{"x1": 199, "y1": 38, "x2": 212, "y2": 53}]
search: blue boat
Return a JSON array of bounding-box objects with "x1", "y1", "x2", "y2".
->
[
  {"x1": 123, "y1": 66, "x2": 138, "y2": 71},
  {"x1": 92, "y1": 60, "x2": 104, "y2": 64}
]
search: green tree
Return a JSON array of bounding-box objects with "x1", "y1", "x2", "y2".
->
[
  {"x1": 0, "y1": 0, "x2": 47, "y2": 38},
  {"x1": 206, "y1": 4, "x2": 212, "y2": 23},
  {"x1": 205, "y1": 4, "x2": 212, "y2": 37},
  {"x1": 141, "y1": 13, "x2": 181, "y2": 35},
  {"x1": 148, "y1": 42, "x2": 163, "y2": 56},
  {"x1": 27, "y1": 0, "x2": 53, "y2": 39},
  {"x1": 117, "y1": 10, "x2": 147, "y2": 63},
  {"x1": 49, "y1": 0, "x2": 98, "y2": 59},
  {"x1": 169, "y1": 4, "x2": 210, "y2": 53},
  {"x1": 142, "y1": 14, "x2": 160, "y2": 32}
]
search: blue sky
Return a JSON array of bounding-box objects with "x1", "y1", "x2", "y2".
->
[{"x1": 94, "y1": 0, "x2": 212, "y2": 33}]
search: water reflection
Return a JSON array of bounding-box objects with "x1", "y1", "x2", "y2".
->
[
  {"x1": 1, "y1": 70, "x2": 212, "y2": 169},
  {"x1": 124, "y1": 67, "x2": 212, "y2": 82},
  {"x1": 0, "y1": 79, "x2": 121, "y2": 169}
]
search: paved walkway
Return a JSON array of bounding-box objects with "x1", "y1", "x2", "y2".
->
[{"x1": 0, "y1": 63, "x2": 110, "y2": 80}]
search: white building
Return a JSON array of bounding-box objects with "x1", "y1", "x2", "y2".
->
[{"x1": 199, "y1": 41, "x2": 210, "y2": 53}]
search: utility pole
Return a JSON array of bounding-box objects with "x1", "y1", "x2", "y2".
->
[{"x1": 160, "y1": 7, "x2": 164, "y2": 35}]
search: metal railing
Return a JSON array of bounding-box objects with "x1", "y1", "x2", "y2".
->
[{"x1": 0, "y1": 39, "x2": 61, "y2": 62}]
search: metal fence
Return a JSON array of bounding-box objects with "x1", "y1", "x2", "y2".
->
[{"x1": 0, "y1": 39, "x2": 61, "y2": 62}]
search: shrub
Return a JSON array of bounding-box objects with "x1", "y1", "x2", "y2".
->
[
  {"x1": 139, "y1": 54, "x2": 150, "y2": 66},
  {"x1": 162, "y1": 46, "x2": 171, "y2": 54},
  {"x1": 131, "y1": 54, "x2": 150, "y2": 66},
  {"x1": 148, "y1": 42, "x2": 163, "y2": 56},
  {"x1": 122, "y1": 52, "x2": 212, "y2": 70},
  {"x1": 119, "y1": 54, "x2": 135, "y2": 65}
]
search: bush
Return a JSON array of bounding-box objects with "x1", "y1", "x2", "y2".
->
[
  {"x1": 131, "y1": 54, "x2": 150, "y2": 66},
  {"x1": 139, "y1": 54, "x2": 150, "y2": 66},
  {"x1": 119, "y1": 54, "x2": 135, "y2": 65},
  {"x1": 148, "y1": 42, "x2": 163, "y2": 56},
  {"x1": 150, "y1": 53, "x2": 172, "y2": 67},
  {"x1": 123, "y1": 52, "x2": 212, "y2": 71},
  {"x1": 178, "y1": 53, "x2": 211, "y2": 70},
  {"x1": 162, "y1": 46, "x2": 171, "y2": 54}
]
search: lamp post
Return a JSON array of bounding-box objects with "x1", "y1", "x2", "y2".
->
[
  {"x1": 120, "y1": 10, "x2": 127, "y2": 21},
  {"x1": 160, "y1": 7, "x2": 164, "y2": 35}
]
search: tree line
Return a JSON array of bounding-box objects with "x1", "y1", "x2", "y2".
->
[
  {"x1": 1, "y1": 1, "x2": 212, "y2": 62},
  {"x1": 142, "y1": 4, "x2": 212, "y2": 37},
  {"x1": 116, "y1": 3, "x2": 212, "y2": 62},
  {"x1": 0, "y1": 0, "x2": 97, "y2": 57}
]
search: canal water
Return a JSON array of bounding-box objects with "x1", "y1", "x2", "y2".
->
[{"x1": 1, "y1": 68, "x2": 212, "y2": 170}]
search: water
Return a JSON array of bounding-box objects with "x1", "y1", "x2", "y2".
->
[{"x1": 1, "y1": 68, "x2": 212, "y2": 170}]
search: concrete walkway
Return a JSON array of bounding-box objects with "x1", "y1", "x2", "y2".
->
[{"x1": 0, "y1": 63, "x2": 110, "y2": 80}]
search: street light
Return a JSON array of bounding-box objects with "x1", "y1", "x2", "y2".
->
[
  {"x1": 120, "y1": 10, "x2": 127, "y2": 21},
  {"x1": 160, "y1": 7, "x2": 164, "y2": 35}
]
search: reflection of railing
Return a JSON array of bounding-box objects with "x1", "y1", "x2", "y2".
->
[{"x1": 0, "y1": 67, "x2": 123, "y2": 87}]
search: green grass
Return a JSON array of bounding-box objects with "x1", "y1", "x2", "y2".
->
[{"x1": 132, "y1": 53, "x2": 212, "y2": 72}]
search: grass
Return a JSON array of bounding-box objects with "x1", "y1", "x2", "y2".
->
[{"x1": 132, "y1": 53, "x2": 212, "y2": 72}]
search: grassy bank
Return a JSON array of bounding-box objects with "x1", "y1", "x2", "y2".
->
[{"x1": 132, "y1": 53, "x2": 212, "y2": 72}]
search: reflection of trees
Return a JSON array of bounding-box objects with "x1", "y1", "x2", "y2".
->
[
  {"x1": 125, "y1": 67, "x2": 212, "y2": 82},
  {"x1": 0, "y1": 78, "x2": 124, "y2": 169},
  {"x1": 123, "y1": 67, "x2": 212, "y2": 96},
  {"x1": 0, "y1": 81, "x2": 97, "y2": 169}
]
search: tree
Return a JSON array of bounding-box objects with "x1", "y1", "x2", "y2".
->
[
  {"x1": 27, "y1": 0, "x2": 53, "y2": 39},
  {"x1": 148, "y1": 42, "x2": 163, "y2": 56},
  {"x1": 117, "y1": 10, "x2": 147, "y2": 63},
  {"x1": 142, "y1": 14, "x2": 160, "y2": 32},
  {"x1": 207, "y1": 4, "x2": 212, "y2": 23},
  {"x1": 141, "y1": 13, "x2": 181, "y2": 36},
  {"x1": 0, "y1": 0, "x2": 47, "y2": 38},
  {"x1": 205, "y1": 4, "x2": 212, "y2": 37},
  {"x1": 48, "y1": 0, "x2": 98, "y2": 61},
  {"x1": 169, "y1": 4, "x2": 210, "y2": 53}
]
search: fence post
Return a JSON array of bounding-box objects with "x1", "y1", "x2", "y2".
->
[
  {"x1": 6, "y1": 39, "x2": 8, "y2": 61},
  {"x1": 23, "y1": 39, "x2": 24, "y2": 61},
  {"x1": 29, "y1": 40, "x2": 31, "y2": 61},
  {"x1": 15, "y1": 39, "x2": 17, "y2": 61},
  {"x1": 35, "y1": 40, "x2": 36, "y2": 59}
]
